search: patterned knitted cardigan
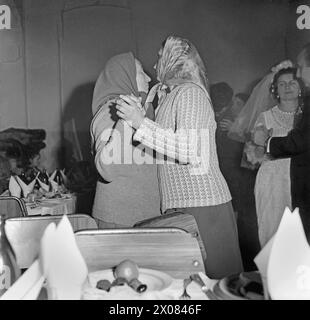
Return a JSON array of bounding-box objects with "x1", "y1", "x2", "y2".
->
[{"x1": 134, "y1": 82, "x2": 231, "y2": 212}]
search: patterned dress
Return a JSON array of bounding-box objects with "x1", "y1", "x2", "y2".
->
[{"x1": 254, "y1": 105, "x2": 295, "y2": 247}]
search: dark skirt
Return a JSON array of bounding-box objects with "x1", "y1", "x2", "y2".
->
[{"x1": 176, "y1": 202, "x2": 244, "y2": 279}]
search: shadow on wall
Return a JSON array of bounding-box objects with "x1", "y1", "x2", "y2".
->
[
  {"x1": 58, "y1": 82, "x2": 98, "y2": 214},
  {"x1": 60, "y1": 82, "x2": 95, "y2": 168}
]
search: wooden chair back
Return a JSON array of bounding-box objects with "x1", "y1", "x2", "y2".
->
[
  {"x1": 0, "y1": 196, "x2": 27, "y2": 218},
  {"x1": 5, "y1": 214, "x2": 98, "y2": 269},
  {"x1": 75, "y1": 228, "x2": 205, "y2": 278},
  {"x1": 134, "y1": 211, "x2": 207, "y2": 261}
]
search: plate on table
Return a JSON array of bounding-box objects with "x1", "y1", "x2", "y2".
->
[
  {"x1": 82, "y1": 268, "x2": 174, "y2": 300},
  {"x1": 87, "y1": 268, "x2": 173, "y2": 292},
  {"x1": 213, "y1": 272, "x2": 264, "y2": 300}
]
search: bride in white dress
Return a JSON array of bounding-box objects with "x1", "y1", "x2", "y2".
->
[{"x1": 253, "y1": 67, "x2": 303, "y2": 247}]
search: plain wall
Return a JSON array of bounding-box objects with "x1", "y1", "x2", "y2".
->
[
  {"x1": 2, "y1": 0, "x2": 291, "y2": 169},
  {"x1": 132, "y1": 0, "x2": 288, "y2": 92},
  {"x1": 0, "y1": 0, "x2": 27, "y2": 129}
]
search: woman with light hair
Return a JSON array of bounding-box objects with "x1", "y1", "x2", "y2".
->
[{"x1": 116, "y1": 36, "x2": 243, "y2": 278}]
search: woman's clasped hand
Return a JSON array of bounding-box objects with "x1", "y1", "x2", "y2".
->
[{"x1": 116, "y1": 94, "x2": 145, "y2": 129}]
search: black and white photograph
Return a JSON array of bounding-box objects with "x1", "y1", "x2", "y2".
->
[{"x1": 0, "y1": 0, "x2": 310, "y2": 304}]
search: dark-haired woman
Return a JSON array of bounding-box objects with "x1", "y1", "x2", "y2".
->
[{"x1": 253, "y1": 67, "x2": 303, "y2": 247}]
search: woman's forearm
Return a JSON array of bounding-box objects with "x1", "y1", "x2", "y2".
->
[{"x1": 134, "y1": 118, "x2": 200, "y2": 164}]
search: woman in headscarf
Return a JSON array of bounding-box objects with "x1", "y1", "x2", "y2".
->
[
  {"x1": 116, "y1": 36, "x2": 243, "y2": 278},
  {"x1": 91, "y1": 52, "x2": 161, "y2": 228}
]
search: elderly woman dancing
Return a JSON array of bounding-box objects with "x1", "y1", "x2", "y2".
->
[
  {"x1": 91, "y1": 52, "x2": 161, "y2": 228},
  {"x1": 116, "y1": 36, "x2": 243, "y2": 278}
]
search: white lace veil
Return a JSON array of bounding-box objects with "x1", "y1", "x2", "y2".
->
[{"x1": 228, "y1": 60, "x2": 293, "y2": 142}]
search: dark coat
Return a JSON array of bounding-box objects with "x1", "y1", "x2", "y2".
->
[{"x1": 269, "y1": 95, "x2": 310, "y2": 238}]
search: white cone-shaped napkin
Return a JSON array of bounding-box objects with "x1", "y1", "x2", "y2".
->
[
  {"x1": 39, "y1": 215, "x2": 88, "y2": 300},
  {"x1": 254, "y1": 236, "x2": 274, "y2": 299},
  {"x1": 9, "y1": 176, "x2": 22, "y2": 198},
  {"x1": 48, "y1": 170, "x2": 60, "y2": 193},
  {"x1": 37, "y1": 179, "x2": 50, "y2": 192},
  {"x1": 15, "y1": 172, "x2": 39, "y2": 198},
  {"x1": 60, "y1": 170, "x2": 68, "y2": 186},
  {"x1": 267, "y1": 207, "x2": 310, "y2": 300}
]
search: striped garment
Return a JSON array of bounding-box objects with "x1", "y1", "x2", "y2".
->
[{"x1": 134, "y1": 82, "x2": 231, "y2": 212}]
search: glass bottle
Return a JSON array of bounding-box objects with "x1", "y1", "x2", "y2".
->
[{"x1": 0, "y1": 215, "x2": 21, "y2": 296}]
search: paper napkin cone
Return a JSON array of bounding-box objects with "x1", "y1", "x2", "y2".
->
[
  {"x1": 49, "y1": 180, "x2": 59, "y2": 193},
  {"x1": 1, "y1": 260, "x2": 45, "y2": 300},
  {"x1": 60, "y1": 170, "x2": 68, "y2": 186},
  {"x1": 48, "y1": 170, "x2": 60, "y2": 192},
  {"x1": 37, "y1": 179, "x2": 50, "y2": 192},
  {"x1": 48, "y1": 170, "x2": 56, "y2": 182},
  {"x1": 39, "y1": 216, "x2": 88, "y2": 300},
  {"x1": 267, "y1": 207, "x2": 310, "y2": 300},
  {"x1": 15, "y1": 175, "x2": 37, "y2": 198},
  {"x1": 39, "y1": 222, "x2": 57, "y2": 278},
  {"x1": 254, "y1": 236, "x2": 274, "y2": 299},
  {"x1": 9, "y1": 176, "x2": 21, "y2": 198}
]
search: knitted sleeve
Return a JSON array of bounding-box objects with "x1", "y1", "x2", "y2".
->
[{"x1": 134, "y1": 85, "x2": 209, "y2": 164}]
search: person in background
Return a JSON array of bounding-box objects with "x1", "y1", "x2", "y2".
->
[
  {"x1": 213, "y1": 86, "x2": 249, "y2": 216},
  {"x1": 116, "y1": 36, "x2": 243, "y2": 278},
  {"x1": 210, "y1": 82, "x2": 234, "y2": 121},
  {"x1": 5, "y1": 145, "x2": 24, "y2": 176},
  {"x1": 219, "y1": 93, "x2": 249, "y2": 132},
  {"x1": 91, "y1": 52, "x2": 161, "y2": 228},
  {"x1": 0, "y1": 155, "x2": 11, "y2": 194},
  {"x1": 23, "y1": 145, "x2": 46, "y2": 183}
]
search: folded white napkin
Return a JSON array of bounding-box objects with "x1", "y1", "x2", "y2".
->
[
  {"x1": 9, "y1": 176, "x2": 22, "y2": 198},
  {"x1": 48, "y1": 170, "x2": 58, "y2": 192},
  {"x1": 254, "y1": 236, "x2": 274, "y2": 300},
  {"x1": 15, "y1": 173, "x2": 39, "y2": 198},
  {"x1": 255, "y1": 207, "x2": 310, "y2": 300},
  {"x1": 37, "y1": 179, "x2": 50, "y2": 192},
  {"x1": 0, "y1": 260, "x2": 45, "y2": 300},
  {"x1": 60, "y1": 169, "x2": 68, "y2": 186},
  {"x1": 48, "y1": 170, "x2": 65, "y2": 193},
  {"x1": 39, "y1": 215, "x2": 88, "y2": 300},
  {"x1": 267, "y1": 207, "x2": 310, "y2": 300}
]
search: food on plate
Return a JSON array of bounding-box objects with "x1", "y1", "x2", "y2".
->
[
  {"x1": 44, "y1": 191, "x2": 62, "y2": 199},
  {"x1": 127, "y1": 278, "x2": 147, "y2": 293},
  {"x1": 113, "y1": 259, "x2": 147, "y2": 293},
  {"x1": 96, "y1": 279, "x2": 112, "y2": 292},
  {"x1": 114, "y1": 259, "x2": 139, "y2": 282},
  {"x1": 24, "y1": 189, "x2": 44, "y2": 202}
]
